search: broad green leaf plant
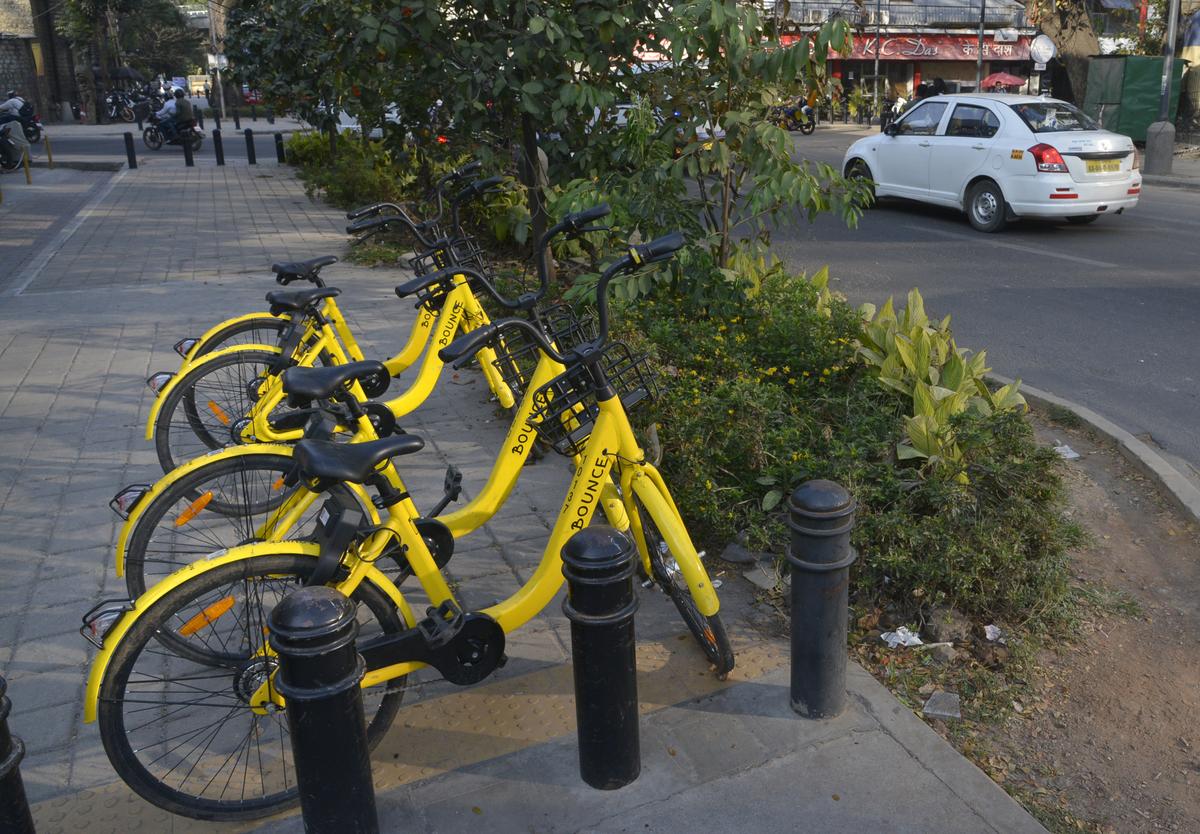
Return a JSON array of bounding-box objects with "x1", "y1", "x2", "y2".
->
[{"x1": 857, "y1": 289, "x2": 1027, "y2": 479}]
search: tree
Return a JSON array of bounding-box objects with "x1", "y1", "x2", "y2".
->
[
  {"x1": 1029, "y1": 0, "x2": 1100, "y2": 103},
  {"x1": 116, "y1": 0, "x2": 205, "y2": 80}
]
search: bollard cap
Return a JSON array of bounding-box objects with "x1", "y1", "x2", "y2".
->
[
  {"x1": 267, "y1": 585, "x2": 357, "y2": 647},
  {"x1": 561, "y1": 525, "x2": 635, "y2": 579},
  {"x1": 788, "y1": 479, "x2": 856, "y2": 520}
]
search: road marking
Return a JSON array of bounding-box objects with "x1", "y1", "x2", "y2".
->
[
  {"x1": 904, "y1": 224, "x2": 1118, "y2": 268},
  {"x1": 3, "y1": 167, "x2": 129, "y2": 297}
]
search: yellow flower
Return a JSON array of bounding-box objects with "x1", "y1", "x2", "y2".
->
[{"x1": 705, "y1": 479, "x2": 713, "y2": 490}]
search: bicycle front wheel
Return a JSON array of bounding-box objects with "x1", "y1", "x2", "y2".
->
[
  {"x1": 124, "y1": 451, "x2": 369, "y2": 599},
  {"x1": 631, "y1": 496, "x2": 734, "y2": 678},
  {"x1": 153, "y1": 348, "x2": 293, "y2": 474},
  {"x1": 97, "y1": 553, "x2": 408, "y2": 821}
]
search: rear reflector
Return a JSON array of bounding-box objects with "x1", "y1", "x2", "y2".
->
[
  {"x1": 1127, "y1": 187, "x2": 1141, "y2": 195},
  {"x1": 146, "y1": 371, "x2": 174, "y2": 394},
  {"x1": 1048, "y1": 193, "x2": 1078, "y2": 199}
]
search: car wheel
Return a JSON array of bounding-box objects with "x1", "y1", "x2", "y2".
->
[
  {"x1": 1065, "y1": 215, "x2": 1100, "y2": 225},
  {"x1": 847, "y1": 159, "x2": 875, "y2": 205},
  {"x1": 966, "y1": 179, "x2": 1007, "y2": 233}
]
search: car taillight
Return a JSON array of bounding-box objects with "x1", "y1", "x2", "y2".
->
[{"x1": 1028, "y1": 143, "x2": 1068, "y2": 173}]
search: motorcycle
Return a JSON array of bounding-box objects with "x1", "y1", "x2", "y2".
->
[
  {"x1": 104, "y1": 91, "x2": 136, "y2": 123},
  {"x1": 0, "y1": 99, "x2": 42, "y2": 144},
  {"x1": 143, "y1": 114, "x2": 203, "y2": 152},
  {"x1": 0, "y1": 124, "x2": 23, "y2": 172},
  {"x1": 770, "y1": 101, "x2": 816, "y2": 135}
]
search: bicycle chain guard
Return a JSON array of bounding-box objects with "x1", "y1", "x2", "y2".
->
[{"x1": 358, "y1": 600, "x2": 506, "y2": 686}]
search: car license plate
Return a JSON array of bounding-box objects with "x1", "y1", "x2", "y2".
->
[{"x1": 1086, "y1": 159, "x2": 1121, "y2": 174}]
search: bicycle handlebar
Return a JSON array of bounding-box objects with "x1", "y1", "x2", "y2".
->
[
  {"x1": 452, "y1": 175, "x2": 505, "y2": 205},
  {"x1": 438, "y1": 229, "x2": 685, "y2": 370}
]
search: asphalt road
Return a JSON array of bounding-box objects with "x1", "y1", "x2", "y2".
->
[
  {"x1": 780, "y1": 126, "x2": 1200, "y2": 485},
  {"x1": 43, "y1": 121, "x2": 293, "y2": 164}
]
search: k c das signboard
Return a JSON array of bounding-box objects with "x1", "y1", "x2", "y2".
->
[{"x1": 782, "y1": 34, "x2": 1032, "y2": 61}]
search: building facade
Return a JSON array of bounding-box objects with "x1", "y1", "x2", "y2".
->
[
  {"x1": 0, "y1": 0, "x2": 79, "y2": 121},
  {"x1": 770, "y1": 0, "x2": 1038, "y2": 100}
]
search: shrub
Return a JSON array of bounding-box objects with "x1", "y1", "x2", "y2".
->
[{"x1": 617, "y1": 271, "x2": 1080, "y2": 624}]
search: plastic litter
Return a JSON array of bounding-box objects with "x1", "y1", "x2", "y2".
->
[
  {"x1": 880, "y1": 626, "x2": 923, "y2": 648},
  {"x1": 1053, "y1": 442, "x2": 1080, "y2": 460},
  {"x1": 984, "y1": 624, "x2": 1006, "y2": 643}
]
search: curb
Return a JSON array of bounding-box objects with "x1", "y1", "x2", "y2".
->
[
  {"x1": 991, "y1": 374, "x2": 1200, "y2": 527},
  {"x1": 31, "y1": 160, "x2": 124, "y2": 172},
  {"x1": 1140, "y1": 173, "x2": 1200, "y2": 191}
]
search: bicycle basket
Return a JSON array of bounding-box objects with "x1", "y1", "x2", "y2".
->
[
  {"x1": 490, "y1": 304, "x2": 597, "y2": 398},
  {"x1": 408, "y1": 236, "x2": 495, "y2": 308},
  {"x1": 529, "y1": 341, "x2": 657, "y2": 457}
]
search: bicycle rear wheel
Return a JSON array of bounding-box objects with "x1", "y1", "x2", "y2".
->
[
  {"x1": 97, "y1": 553, "x2": 407, "y2": 821},
  {"x1": 124, "y1": 452, "x2": 368, "y2": 599},
  {"x1": 190, "y1": 316, "x2": 289, "y2": 360},
  {"x1": 153, "y1": 348, "x2": 292, "y2": 474},
  {"x1": 631, "y1": 495, "x2": 734, "y2": 677}
]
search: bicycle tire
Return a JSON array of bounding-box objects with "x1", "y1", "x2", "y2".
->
[
  {"x1": 153, "y1": 348, "x2": 287, "y2": 474},
  {"x1": 124, "y1": 452, "x2": 368, "y2": 600},
  {"x1": 190, "y1": 316, "x2": 289, "y2": 359},
  {"x1": 97, "y1": 552, "x2": 407, "y2": 821},
  {"x1": 631, "y1": 496, "x2": 734, "y2": 677}
]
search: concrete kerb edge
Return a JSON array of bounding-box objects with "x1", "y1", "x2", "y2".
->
[
  {"x1": 1140, "y1": 173, "x2": 1200, "y2": 191},
  {"x1": 990, "y1": 373, "x2": 1200, "y2": 527},
  {"x1": 845, "y1": 663, "x2": 1049, "y2": 833}
]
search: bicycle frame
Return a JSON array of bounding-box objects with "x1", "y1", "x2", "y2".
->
[{"x1": 145, "y1": 277, "x2": 515, "y2": 443}]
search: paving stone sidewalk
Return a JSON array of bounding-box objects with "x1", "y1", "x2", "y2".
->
[{"x1": 0, "y1": 164, "x2": 1047, "y2": 833}]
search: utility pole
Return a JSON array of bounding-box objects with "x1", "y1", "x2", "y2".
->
[
  {"x1": 975, "y1": 0, "x2": 986, "y2": 90},
  {"x1": 208, "y1": 0, "x2": 227, "y2": 120},
  {"x1": 873, "y1": 0, "x2": 883, "y2": 113},
  {"x1": 1143, "y1": 0, "x2": 1181, "y2": 173}
]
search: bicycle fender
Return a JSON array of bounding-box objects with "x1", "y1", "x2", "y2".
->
[
  {"x1": 114, "y1": 444, "x2": 379, "y2": 577},
  {"x1": 630, "y1": 475, "x2": 721, "y2": 618},
  {"x1": 181, "y1": 312, "x2": 289, "y2": 367},
  {"x1": 143, "y1": 343, "x2": 282, "y2": 441},
  {"x1": 84, "y1": 541, "x2": 408, "y2": 723}
]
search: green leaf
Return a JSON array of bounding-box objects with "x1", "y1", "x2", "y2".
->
[{"x1": 762, "y1": 489, "x2": 784, "y2": 512}]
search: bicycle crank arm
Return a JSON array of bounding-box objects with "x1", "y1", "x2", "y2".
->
[{"x1": 358, "y1": 601, "x2": 506, "y2": 686}]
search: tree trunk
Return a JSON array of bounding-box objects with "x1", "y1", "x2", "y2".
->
[
  {"x1": 1033, "y1": 0, "x2": 1100, "y2": 104},
  {"x1": 519, "y1": 112, "x2": 554, "y2": 282}
]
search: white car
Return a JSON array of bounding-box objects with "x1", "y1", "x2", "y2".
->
[{"x1": 842, "y1": 94, "x2": 1141, "y2": 232}]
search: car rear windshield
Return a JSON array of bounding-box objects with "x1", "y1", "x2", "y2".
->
[{"x1": 1009, "y1": 102, "x2": 1098, "y2": 133}]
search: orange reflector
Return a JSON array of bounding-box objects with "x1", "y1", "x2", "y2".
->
[
  {"x1": 272, "y1": 476, "x2": 286, "y2": 491},
  {"x1": 178, "y1": 595, "x2": 235, "y2": 636},
  {"x1": 208, "y1": 400, "x2": 231, "y2": 425},
  {"x1": 175, "y1": 491, "x2": 214, "y2": 526}
]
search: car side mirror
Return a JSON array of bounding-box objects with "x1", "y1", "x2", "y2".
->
[{"x1": 884, "y1": 123, "x2": 899, "y2": 137}]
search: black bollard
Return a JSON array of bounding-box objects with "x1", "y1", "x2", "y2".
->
[
  {"x1": 251, "y1": 104, "x2": 258, "y2": 121},
  {"x1": 786, "y1": 480, "x2": 857, "y2": 719},
  {"x1": 561, "y1": 526, "x2": 640, "y2": 790},
  {"x1": 123, "y1": 132, "x2": 137, "y2": 169},
  {"x1": 213, "y1": 112, "x2": 221, "y2": 131},
  {"x1": 196, "y1": 109, "x2": 204, "y2": 130},
  {"x1": 183, "y1": 134, "x2": 195, "y2": 167},
  {"x1": 244, "y1": 129, "x2": 256, "y2": 164},
  {"x1": 274, "y1": 132, "x2": 286, "y2": 164},
  {"x1": 136, "y1": 115, "x2": 143, "y2": 131},
  {"x1": 213, "y1": 129, "x2": 225, "y2": 166},
  {"x1": 267, "y1": 106, "x2": 275, "y2": 124},
  {"x1": 233, "y1": 107, "x2": 241, "y2": 130},
  {"x1": 268, "y1": 587, "x2": 379, "y2": 834},
  {"x1": 0, "y1": 678, "x2": 36, "y2": 834}
]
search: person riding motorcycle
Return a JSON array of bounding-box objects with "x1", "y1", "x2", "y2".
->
[
  {"x1": 0, "y1": 90, "x2": 33, "y2": 160},
  {"x1": 154, "y1": 89, "x2": 193, "y2": 142}
]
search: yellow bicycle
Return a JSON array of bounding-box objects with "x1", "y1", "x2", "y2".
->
[
  {"x1": 83, "y1": 231, "x2": 733, "y2": 820},
  {"x1": 145, "y1": 177, "x2": 521, "y2": 474}
]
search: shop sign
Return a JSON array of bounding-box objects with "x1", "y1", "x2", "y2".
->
[{"x1": 784, "y1": 33, "x2": 1031, "y2": 61}]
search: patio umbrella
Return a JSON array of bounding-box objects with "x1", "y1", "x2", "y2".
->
[
  {"x1": 981, "y1": 72, "x2": 1025, "y2": 90},
  {"x1": 112, "y1": 66, "x2": 145, "y2": 82}
]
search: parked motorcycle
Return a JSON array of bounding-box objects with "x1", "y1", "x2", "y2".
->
[
  {"x1": 104, "y1": 91, "x2": 136, "y2": 123},
  {"x1": 0, "y1": 124, "x2": 23, "y2": 171},
  {"x1": 770, "y1": 101, "x2": 816, "y2": 135},
  {"x1": 143, "y1": 114, "x2": 203, "y2": 152},
  {"x1": 0, "y1": 98, "x2": 41, "y2": 143}
]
